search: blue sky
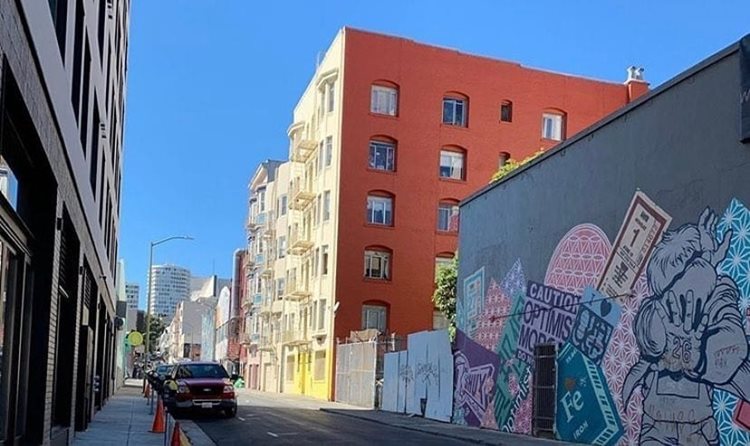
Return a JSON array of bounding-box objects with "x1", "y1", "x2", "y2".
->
[{"x1": 121, "y1": 1, "x2": 749, "y2": 308}]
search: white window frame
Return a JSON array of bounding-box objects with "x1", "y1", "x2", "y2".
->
[
  {"x1": 278, "y1": 236, "x2": 287, "y2": 258},
  {"x1": 442, "y1": 97, "x2": 466, "y2": 126},
  {"x1": 366, "y1": 195, "x2": 393, "y2": 226},
  {"x1": 323, "y1": 191, "x2": 331, "y2": 221},
  {"x1": 369, "y1": 140, "x2": 396, "y2": 171},
  {"x1": 279, "y1": 195, "x2": 287, "y2": 216},
  {"x1": 439, "y1": 150, "x2": 465, "y2": 180},
  {"x1": 364, "y1": 250, "x2": 390, "y2": 280},
  {"x1": 437, "y1": 203, "x2": 459, "y2": 232},
  {"x1": 325, "y1": 136, "x2": 333, "y2": 167},
  {"x1": 370, "y1": 85, "x2": 398, "y2": 116},
  {"x1": 322, "y1": 245, "x2": 329, "y2": 275},
  {"x1": 542, "y1": 113, "x2": 564, "y2": 141},
  {"x1": 327, "y1": 82, "x2": 335, "y2": 113}
]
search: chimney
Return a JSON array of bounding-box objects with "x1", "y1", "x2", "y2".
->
[{"x1": 625, "y1": 66, "x2": 649, "y2": 102}]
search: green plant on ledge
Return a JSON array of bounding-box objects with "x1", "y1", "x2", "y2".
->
[{"x1": 490, "y1": 149, "x2": 545, "y2": 184}]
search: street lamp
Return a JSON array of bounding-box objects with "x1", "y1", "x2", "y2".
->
[{"x1": 145, "y1": 235, "x2": 194, "y2": 361}]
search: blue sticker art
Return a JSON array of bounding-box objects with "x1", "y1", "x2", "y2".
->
[
  {"x1": 557, "y1": 342, "x2": 623, "y2": 446},
  {"x1": 569, "y1": 286, "x2": 622, "y2": 365}
]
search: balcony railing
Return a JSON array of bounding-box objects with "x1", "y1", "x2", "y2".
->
[
  {"x1": 291, "y1": 137, "x2": 317, "y2": 163},
  {"x1": 284, "y1": 278, "x2": 311, "y2": 300},
  {"x1": 282, "y1": 328, "x2": 310, "y2": 346},
  {"x1": 289, "y1": 228, "x2": 314, "y2": 255},
  {"x1": 289, "y1": 177, "x2": 315, "y2": 210}
]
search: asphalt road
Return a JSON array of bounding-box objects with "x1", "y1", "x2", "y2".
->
[{"x1": 190, "y1": 390, "x2": 472, "y2": 445}]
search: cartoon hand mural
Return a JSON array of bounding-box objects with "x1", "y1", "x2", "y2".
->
[
  {"x1": 624, "y1": 208, "x2": 747, "y2": 446},
  {"x1": 655, "y1": 290, "x2": 708, "y2": 376}
]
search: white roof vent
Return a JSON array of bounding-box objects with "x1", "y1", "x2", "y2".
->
[{"x1": 626, "y1": 66, "x2": 645, "y2": 82}]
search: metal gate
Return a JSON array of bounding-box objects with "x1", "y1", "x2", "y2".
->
[
  {"x1": 335, "y1": 340, "x2": 377, "y2": 407},
  {"x1": 532, "y1": 343, "x2": 557, "y2": 438}
]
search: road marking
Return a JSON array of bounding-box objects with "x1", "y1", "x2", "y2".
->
[
  {"x1": 237, "y1": 416, "x2": 245, "y2": 421},
  {"x1": 267, "y1": 432, "x2": 279, "y2": 438}
]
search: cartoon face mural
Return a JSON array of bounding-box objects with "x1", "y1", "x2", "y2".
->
[{"x1": 454, "y1": 195, "x2": 750, "y2": 446}]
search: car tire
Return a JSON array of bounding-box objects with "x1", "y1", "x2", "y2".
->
[{"x1": 223, "y1": 407, "x2": 236, "y2": 418}]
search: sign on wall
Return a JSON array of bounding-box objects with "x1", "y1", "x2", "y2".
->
[{"x1": 598, "y1": 191, "x2": 671, "y2": 301}]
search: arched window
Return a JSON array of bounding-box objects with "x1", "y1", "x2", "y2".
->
[
  {"x1": 443, "y1": 92, "x2": 469, "y2": 127},
  {"x1": 368, "y1": 136, "x2": 397, "y2": 172},
  {"x1": 366, "y1": 190, "x2": 394, "y2": 226},
  {"x1": 364, "y1": 246, "x2": 392, "y2": 280},
  {"x1": 362, "y1": 300, "x2": 389, "y2": 333},
  {"x1": 542, "y1": 109, "x2": 567, "y2": 141},
  {"x1": 500, "y1": 100, "x2": 513, "y2": 122},
  {"x1": 498, "y1": 151, "x2": 511, "y2": 168},
  {"x1": 371, "y1": 81, "x2": 399, "y2": 116},
  {"x1": 439, "y1": 146, "x2": 466, "y2": 180},
  {"x1": 437, "y1": 200, "x2": 460, "y2": 232}
]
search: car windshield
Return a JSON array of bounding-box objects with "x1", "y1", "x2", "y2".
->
[
  {"x1": 176, "y1": 364, "x2": 229, "y2": 379},
  {"x1": 157, "y1": 365, "x2": 174, "y2": 375}
]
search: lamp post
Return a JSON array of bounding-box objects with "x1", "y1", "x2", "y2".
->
[{"x1": 145, "y1": 236, "x2": 193, "y2": 361}]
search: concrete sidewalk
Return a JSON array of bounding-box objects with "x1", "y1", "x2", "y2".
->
[
  {"x1": 320, "y1": 408, "x2": 577, "y2": 446},
  {"x1": 72, "y1": 379, "x2": 215, "y2": 446}
]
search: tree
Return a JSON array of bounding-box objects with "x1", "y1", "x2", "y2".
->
[
  {"x1": 146, "y1": 314, "x2": 166, "y2": 354},
  {"x1": 433, "y1": 256, "x2": 458, "y2": 340}
]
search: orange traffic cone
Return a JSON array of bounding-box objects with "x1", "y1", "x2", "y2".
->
[
  {"x1": 151, "y1": 398, "x2": 165, "y2": 433},
  {"x1": 170, "y1": 421, "x2": 181, "y2": 446}
]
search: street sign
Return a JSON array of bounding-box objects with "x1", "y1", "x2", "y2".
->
[{"x1": 127, "y1": 331, "x2": 144, "y2": 346}]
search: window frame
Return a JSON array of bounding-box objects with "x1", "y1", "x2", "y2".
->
[
  {"x1": 325, "y1": 136, "x2": 333, "y2": 167},
  {"x1": 368, "y1": 139, "x2": 396, "y2": 172},
  {"x1": 437, "y1": 201, "x2": 460, "y2": 232},
  {"x1": 364, "y1": 248, "x2": 391, "y2": 280},
  {"x1": 439, "y1": 149, "x2": 466, "y2": 181},
  {"x1": 362, "y1": 304, "x2": 388, "y2": 333},
  {"x1": 370, "y1": 84, "x2": 398, "y2": 116},
  {"x1": 500, "y1": 100, "x2": 513, "y2": 123},
  {"x1": 366, "y1": 194, "x2": 394, "y2": 226},
  {"x1": 442, "y1": 96, "x2": 468, "y2": 127},
  {"x1": 541, "y1": 111, "x2": 565, "y2": 141},
  {"x1": 323, "y1": 191, "x2": 331, "y2": 221}
]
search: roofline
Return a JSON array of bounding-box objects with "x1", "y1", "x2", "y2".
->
[
  {"x1": 248, "y1": 159, "x2": 285, "y2": 190},
  {"x1": 461, "y1": 36, "x2": 745, "y2": 207},
  {"x1": 342, "y1": 26, "x2": 626, "y2": 87}
]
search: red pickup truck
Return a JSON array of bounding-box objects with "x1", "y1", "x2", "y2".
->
[{"x1": 163, "y1": 362, "x2": 238, "y2": 418}]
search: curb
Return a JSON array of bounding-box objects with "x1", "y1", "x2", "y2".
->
[
  {"x1": 180, "y1": 419, "x2": 216, "y2": 446},
  {"x1": 319, "y1": 408, "x2": 572, "y2": 446}
]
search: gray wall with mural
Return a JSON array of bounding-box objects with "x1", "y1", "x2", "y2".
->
[{"x1": 456, "y1": 39, "x2": 750, "y2": 446}]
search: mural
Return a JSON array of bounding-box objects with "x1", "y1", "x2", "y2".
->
[{"x1": 454, "y1": 193, "x2": 750, "y2": 446}]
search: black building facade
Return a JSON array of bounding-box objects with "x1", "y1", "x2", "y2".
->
[{"x1": 0, "y1": 0, "x2": 128, "y2": 444}]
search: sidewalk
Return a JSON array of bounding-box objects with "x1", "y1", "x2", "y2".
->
[
  {"x1": 320, "y1": 408, "x2": 578, "y2": 446},
  {"x1": 72, "y1": 379, "x2": 214, "y2": 446}
]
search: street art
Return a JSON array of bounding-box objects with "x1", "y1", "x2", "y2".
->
[
  {"x1": 458, "y1": 268, "x2": 485, "y2": 338},
  {"x1": 453, "y1": 193, "x2": 750, "y2": 446},
  {"x1": 402, "y1": 330, "x2": 454, "y2": 422}
]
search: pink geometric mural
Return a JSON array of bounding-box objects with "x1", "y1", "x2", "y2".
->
[
  {"x1": 545, "y1": 224, "x2": 611, "y2": 295},
  {"x1": 473, "y1": 279, "x2": 511, "y2": 352}
]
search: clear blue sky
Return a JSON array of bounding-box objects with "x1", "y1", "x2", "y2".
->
[{"x1": 121, "y1": 1, "x2": 749, "y2": 309}]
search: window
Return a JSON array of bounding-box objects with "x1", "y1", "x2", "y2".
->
[
  {"x1": 500, "y1": 101, "x2": 513, "y2": 122},
  {"x1": 366, "y1": 195, "x2": 393, "y2": 226},
  {"x1": 279, "y1": 195, "x2": 287, "y2": 216},
  {"x1": 369, "y1": 140, "x2": 396, "y2": 172},
  {"x1": 362, "y1": 304, "x2": 387, "y2": 333},
  {"x1": 438, "y1": 202, "x2": 460, "y2": 232},
  {"x1": 439, "y1": 150, "x2": 465, "y2": 180},
  {"x1": 327, "y1": 82, "x2": 335, "y2": 113},
  {"x1": 323, "y1": 191, "x2": 331, "y2": 221},
  {"x1": 325, "y1": 136, "x2": 333, "y2": 167},
  {"x1": 442, "y1": 97, "x2": 467, "y2": 126},
  {"x1": 278, "y1": 236, "x2": 287, "y2": 258},
  {"x1": 286, "y1": 355, "x2": 295, "y2": 381},
  {"x1": 314, "y1": 350, "x2": 326, "y2": 380},
  {"x1": 322, "y1": 245, "x2": 329, "y2": 275},
  {"x1": 498, "y1": 152, "x2": 511, "y2": 169},
  {"x1": 433, "y1": 311, "x2": 449, "y2": 329},
  {"x1": 370, "y1": 85, "x2": 398, "y2": 116},
  {"x1": 542, "y1": 112, "x2": 565, "y2": 141},
  {"x1": 258, "y1": 189, "x2": 266, "y2": 212},
  {"x1": 313, "y1": 248, "x2": 319, "y2": 276},
  {"x1": 316, "y1": 195, "x2": 322, "y2": 225},
  {"x1": 364, "y1": 249, "x2": 390, "y2": 280},
  {"x1": 318, "y1": 299, "x2": 326, "y2": 330}
]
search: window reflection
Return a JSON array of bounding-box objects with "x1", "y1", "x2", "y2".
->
[{"x1": 0, "y1": 158, "x2": 18, "y2": 210}]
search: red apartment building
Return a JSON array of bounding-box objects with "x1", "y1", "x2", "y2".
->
[{"x1": 332, "y1": 29, "x2": 647, "y2": 340}]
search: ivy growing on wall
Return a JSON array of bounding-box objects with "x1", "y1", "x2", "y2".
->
[{"x1": 490, "y1": 149, "x2": 545, "y2": 184}]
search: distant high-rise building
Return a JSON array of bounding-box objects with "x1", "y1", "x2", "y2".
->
[
  {"x1": 149, "y1": 265, "x2": 191, "y2": 322},
  {"x1": 126, "y1": 283, "x2": 140, "y2": 310}
]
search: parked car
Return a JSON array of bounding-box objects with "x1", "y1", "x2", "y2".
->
[
  {"x1": 163, "y1": 362, "x2": 238, "y2": 417},
  {"x1": 151, "y1": 364, "x2": 175, "y2": 394}
]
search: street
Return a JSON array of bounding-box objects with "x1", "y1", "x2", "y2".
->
[{"x1": 189, "y1": 390, "x2": 472, "y2": 445}]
